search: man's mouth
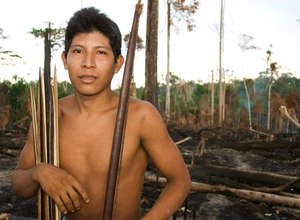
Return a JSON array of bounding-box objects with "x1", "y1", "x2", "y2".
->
[{"x1": 79, "y1": 75, "x2": 97, "y2": 83}]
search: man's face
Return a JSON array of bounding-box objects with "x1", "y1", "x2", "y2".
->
[{"x1": 62, "y1": 31, "x2": 123, "y2": 96}]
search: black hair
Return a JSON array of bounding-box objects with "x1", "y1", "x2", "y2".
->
[{"x1": 64, "y1": 7, "x2": 121, "y2": 62}]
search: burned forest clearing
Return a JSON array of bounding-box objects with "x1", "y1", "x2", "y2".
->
[{"x1": 1, "y1": 126, "x2": 300, "y2": 219}]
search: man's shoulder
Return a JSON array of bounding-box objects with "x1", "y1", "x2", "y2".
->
[
  {"x1": 128, "y1": 97, "x2": 157, "y2": 113},
  {"x1": 128, "y1": 97, "x2": 161, "y2": 121},
  {"x1": 58, "y1": 94, "x2": 74, "y2": 117}
]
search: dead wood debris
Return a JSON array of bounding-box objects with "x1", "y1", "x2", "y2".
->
[
  {"x1": 145, "y1": 173, "x2": 300, "y2": 209},
  {"x1": 189, "y1": 165, "x2": 300, "y2": 190}
]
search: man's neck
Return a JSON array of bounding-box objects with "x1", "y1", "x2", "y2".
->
[{"x1": 72, "y1": 89, "x2": 118, "y2": 117}]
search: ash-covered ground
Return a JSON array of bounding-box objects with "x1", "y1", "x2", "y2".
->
[{"x1": 1, "y1": 127, "x2": 300, "y2": 219}]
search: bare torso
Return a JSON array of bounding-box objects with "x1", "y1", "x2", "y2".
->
[{"x1": 59, "y1": 95, "x2": 148, "y2": 220}]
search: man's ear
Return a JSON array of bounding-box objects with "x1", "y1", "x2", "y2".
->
[
  {"x1": 61, "y1": 52, "x2": 68, "y2": 70},
  {"x1": 114, "y1": 55, "x2": 124, "y2": 74}
]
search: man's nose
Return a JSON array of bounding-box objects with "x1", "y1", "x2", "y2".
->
[{"x1": 82, "y1": 52, "x2": 96, "y2": 68}]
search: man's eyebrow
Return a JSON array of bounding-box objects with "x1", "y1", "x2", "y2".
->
[
  {"x1": 95, "y1": 46, "x2": 112, "y2": 50},
  {"x1": 70, "y1": 44, "x2": 111, "y2": 50}
]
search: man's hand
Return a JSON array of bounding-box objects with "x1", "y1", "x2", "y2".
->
[{"x1": 33, "y1": 163, "x2": 90, "y2": 215}]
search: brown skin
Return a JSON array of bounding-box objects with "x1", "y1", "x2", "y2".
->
[{"x1": 12, "y1": 31, "x2": 191, "y2": 220}]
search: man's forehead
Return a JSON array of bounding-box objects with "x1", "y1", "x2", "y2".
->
[{"x1": 71, "y1": 31, "x2": 112, "y2": 49}]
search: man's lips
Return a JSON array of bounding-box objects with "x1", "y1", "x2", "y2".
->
[{"x1": 79, "y1": 75, "x2": 97, "y2": 83}]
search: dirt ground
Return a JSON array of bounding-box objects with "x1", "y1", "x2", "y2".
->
[{"x1": 1, "y1": 127, "x2": 300, "y2": 219}]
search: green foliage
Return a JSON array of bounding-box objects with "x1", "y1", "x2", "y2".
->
[
  {"x1": 7, "y1": 76, "x2": 30, "y2": 124},
  {"x1": 273, "y1": 72, "x2": 300, "y2": 98},
  {"x1": 1, "y1": 68, "x2": 300, "y2": 130},
  {"x1": 192, "y1": 81, "x2": 209, "y2": 104},
  {"x1": 2, "y1": 77, "x2": 73, "y2": 126},
  {"x1": 136, "y1": 86, "x2": 144, "y2": 100},
  {"x1": 8, "y1": 77, "x2": 29, "y2": 110},
  {"x1": 57, "y1": 81, "x2": 73, "y2": 98}
]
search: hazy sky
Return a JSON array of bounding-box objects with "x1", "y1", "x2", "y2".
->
[{"x1": 0, "y1": 0, "x2": 299, "y2": 88}]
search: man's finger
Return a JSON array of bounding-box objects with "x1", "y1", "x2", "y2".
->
[
  {"x1": 60, "y1": 191, "x2": 76, "y2": 213},
  {"x1": 72, "y1": 181, "x2": 90, "y2": 203},
  {"x1": 66, "y1": 187, "x2": 81, "y2": 211},
  {"x1": 53, "y1": 194, "x2": 68, "y2": 215}
]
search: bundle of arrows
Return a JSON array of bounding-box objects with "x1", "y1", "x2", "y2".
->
[{"x1": 29, "y1": 67, "x2": 60, "y2": 220}]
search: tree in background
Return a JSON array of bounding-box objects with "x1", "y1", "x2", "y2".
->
[
  {"x1": 244, "y1": 79, "x2": 254, "y2": 129},
  {"x1": 30, "y1": 23, "x2": 64, "y2": 77},
  {"x1": 225, "y1": 83, "x2": 239, "y2": 127},
  {"x1": 145, "y1": 0, "x2": 159, "y2": 106},
  {"x1": 7, "y1": 76, "x2": 30, "y2": 130},
  {"x1": 253, "y1": 100, "x2": 263, "y2": 130},
  {"x1": 285, "y1": 93, "x2": 300, "y2": 133},
  {"x1": 273, "y1": 72, "x2": 298, "y2": 98},
  {"x1": 238, "y1": 33, "x2": 259, "y2": 129},
  {"x1": 0, "y1": 77, "x2": 74, "y2": 132},
  {"x1": 165, "y1": 0, "x2": 199, "y2": 120},
  {"x1": 210, "y1": 70, "x2": 215, "y2": 127},
  {"x1": 0, "y1": 81, "x2": 11, "y2": 132},
  {"x1": 57, "y1": 81, "x2": 73, "y2": 99},
  {"x1": 1, "y1": 73, "x2": 300, "y2": 133},
  {"x1": 218, "y1": 0, "x2": 225, "y2": 127},
  {"x1": 123, "y1": 33, "x2": 144, "y2": 98},
  {"x1": 270, "y1": 90, "x2": 285, "y2": 132},
  {"x1": 265, "y1": 49, "x2": 280, "y2": 130},
  {"x1": 238, "y1": 106, "x2": 249, "y2": 128}
]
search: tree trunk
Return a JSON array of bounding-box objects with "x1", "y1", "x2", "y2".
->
[
  {"x1": 218, "y1": 0, "x2": 224, "y2": 127},
  {"x1": 211, "y1": 70, "x2": 214, "y2": 127},
  {"x1": 165, "y1": 1, "x2": 171, "y2": 120},
  {"x1": 244, "y1": 80, "x2": 252, "y2": 128},
  {"x1": 44, "y1": 25, "x2": 51, "y2": 80},
  {"x1": 130, "y1": 79, "x2": 137, "y2": 98},
  {"x1": 222, "y1": 71, "x2": 226, "y2": 124},
  {"x1": 267, "y1": 80, "x2": 273, "y2": 130},
  {"x1": 144, "y1": 0, "x2": 158, "y2": 107}
]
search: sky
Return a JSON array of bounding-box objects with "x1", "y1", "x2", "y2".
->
[{"x1": 0, "y1": 0, "x2": 299, "y2": 88}]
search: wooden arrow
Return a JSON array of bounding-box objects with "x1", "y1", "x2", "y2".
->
[{"x1": 103, "y1": 1, "x2": 143, "y2": 219}]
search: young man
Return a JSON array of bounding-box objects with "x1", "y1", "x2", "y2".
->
[{"x1": 12, "y1": 7, "x2": 190, "y2": 220}]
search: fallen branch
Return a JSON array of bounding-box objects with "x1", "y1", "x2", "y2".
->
[
  {"x1": 145, "y1": 174, "x2": 300, "y2": 208},
  {"x1": 245, "y1": 178, "x2": 300, "y2": 194},
  {"x1": 189, "y1": 165, "x2": 300, "y2": 190},
  {"x1": 218, "y1": 139, "x2": 300, "y2": 150},
  {"x1": 175, "y1": 137, "x2": 192, "y2": 145},
  {"x1": 249, "y1": 127, "x2": 274, "y2": 137},
  {"x1": 280, "y1": 192, "x2": 300, "y2": 199},
  {"x1": 279, "y1": 105, "x2": 300, "y2": 129},
  {"x1": 289, "y1": 158, "x2": 300, "y2": 165}
]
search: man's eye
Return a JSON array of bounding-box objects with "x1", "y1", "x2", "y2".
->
[
  {"x1": 72, "y1": 49, "x2": 81, "y2": 53},
  {"x1": 97, "y1": 50, "x2": 106, "y2": 55}
]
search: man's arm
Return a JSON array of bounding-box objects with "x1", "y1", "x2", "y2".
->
[
  {"x1": 140, "y1": 102, "x2": 191, "y2": 220},
  {"x1": 12, "y1": 125, "x2": 89, "y2": 215},
  {"x1": 12, "y1": 125, "x2": 42, "y2": 197}
]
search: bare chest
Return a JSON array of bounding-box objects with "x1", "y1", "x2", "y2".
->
[{"x1": 58, "y1": 114, "x2": 143, "y2": 178}]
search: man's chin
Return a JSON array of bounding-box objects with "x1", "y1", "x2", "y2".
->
[{"x1": 75, "y1": 88, "x2": 107, "y2": 97}]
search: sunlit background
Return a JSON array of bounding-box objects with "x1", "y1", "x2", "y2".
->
[{"x1": 0, "y1": 0, "x2": 299, "y2": 88}]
